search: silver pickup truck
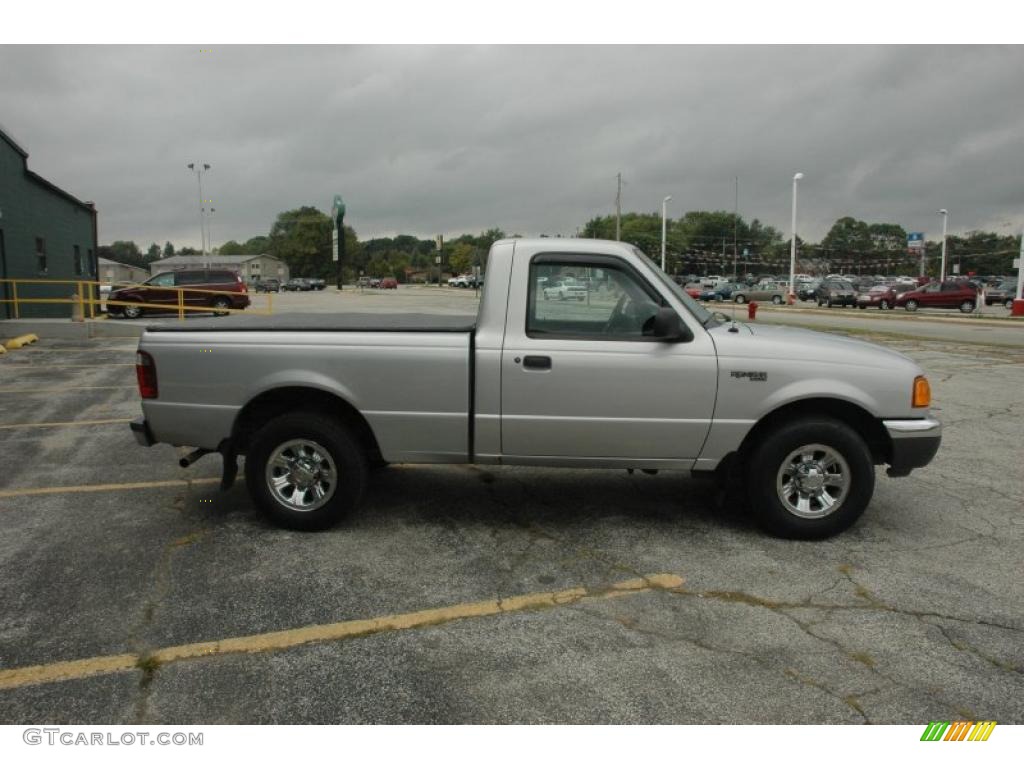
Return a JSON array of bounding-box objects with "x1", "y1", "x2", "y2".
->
[{"x1": 131, "y1": 238, "x2": 940, "y2": 539}]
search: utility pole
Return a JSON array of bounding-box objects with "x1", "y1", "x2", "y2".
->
[
  {"x1": 615, "y1": 172, "x2": 622, "y2": 241},
  {"x1": 733, "y1": 176, "x2": 739, "y2": 281},
  {"x1": 187, "y1": 163, "x2": 210, "y2": 264}
]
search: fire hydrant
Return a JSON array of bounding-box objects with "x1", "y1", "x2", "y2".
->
[{"x1": 747, "y1": 301, "x2": 758, "y2": 321}]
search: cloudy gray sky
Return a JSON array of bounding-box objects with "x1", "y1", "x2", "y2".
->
[{"x1": 2, "y1": 45, "x2": 1023, "y2": 250}]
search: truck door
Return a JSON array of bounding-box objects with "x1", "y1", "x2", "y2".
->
[{"x1": 500, "y1": 252, "x2": 718, "y2": 464}]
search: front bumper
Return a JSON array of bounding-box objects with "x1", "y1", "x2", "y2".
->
[
  {"x1": 130, "y1": 417, "x2": 155, "y2": 447},
  {"x1": 882, "y1": 417, "x2": 941, "y2": 477}
]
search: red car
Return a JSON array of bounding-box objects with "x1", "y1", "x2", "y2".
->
[
  {"x1": 895, "y1": 281, "x2": 979, "y2": 313},
  {"x1": 106, "y1": 269, "x2": 250, "y2": 319},
  {"x1": 856, "y1": 284, "x2": 898, "y2": 310},
  {"x1": 380, "y1": 278, "x2": 398, "y2": 289}
]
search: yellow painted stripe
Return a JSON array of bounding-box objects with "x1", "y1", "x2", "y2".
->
[
  {"x1": 0, "y1": 418, "x2": 133, "y2": 430},
  {"x1": 0, "y1": 573, "x2": 684, "y2": 690},
  {"x1": 0, "y1": 385, "x2": 136, "y2": 394},
  {"x1": 0, "y1": 477, "x2": 222, "y2": 499}
]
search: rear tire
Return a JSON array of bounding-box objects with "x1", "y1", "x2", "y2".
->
[
  {"x1": 960, "y1": 300, "x2": 975, "y2": 313},
  {"x1": 1007, "y1": 298, "x2": 1015, "y2": 310},
  {"x1": 880, "y1": 299, "x2": 890, "y2": 310},
  {"x1": 734, "y1": 294, "x2": 746, "y2": 304},
  {"x1": 212, "y1": 297, "x2": 231, "y2": 316},
  {"x1": 246, "y1": 411, "x2": 368, "y2": 531},
  {"x1": 772, "y1": 295, "x2": 783, "y2": 305},
  {"x1": 123, "y1": 304, "x2": 142, "y2": 319},
  {"x1": 746, "y1": 416, "x2": 874, "y2": 539},
  {"x1": 905, "y1": 299, "x2": 919, "y2": 312}
]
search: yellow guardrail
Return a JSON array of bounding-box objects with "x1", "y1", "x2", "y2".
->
[{"x1": 0, "y1": 278, "x2": 272, "y2": 320}]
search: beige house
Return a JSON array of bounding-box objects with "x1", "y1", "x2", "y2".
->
[
  {"x1": 148, "y1": 254, "x2": 289, "y2": 283},
  {"x1": 98, "y1": 257, "x2": 149, "y2": 286}
]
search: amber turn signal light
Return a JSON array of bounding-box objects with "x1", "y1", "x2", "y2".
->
[{"x1": 912, "y1": 375, "x2": 931, "y2": 408}]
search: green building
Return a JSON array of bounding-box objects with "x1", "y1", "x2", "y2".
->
[{"x1": 0, "y1": 124, "x2": 98, "y2": 318}]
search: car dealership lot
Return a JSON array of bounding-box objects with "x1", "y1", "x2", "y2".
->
[{"x1": 0, "y1": 298, "x2": 1022, "y2": 724}]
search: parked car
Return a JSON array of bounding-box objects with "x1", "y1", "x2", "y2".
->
[
  {"x1": 797, "y1": 281, "x2": 821, "y2": 301},
  {"x1": 283, "y1": 278, "x2": 313, "y2": 292},
  {"x1": 106, "y1": 269, "x2": 249, "y2": 318},
  {"x1": 700, "y1": 282, "x2": 744, "y2": 301},
  {"x1": 984, "y1": 281, "x2": 1019, "y2": 309},
  {"x1": 254, "y1": 278, "x2": 280, "y2": 293},
  {"x1": 815, "y1": 280, "x2": 856, "y2": 308},
  {"x1": 130, "y1": 237, "x2": 940, "y2": 539},
  {"x1": 380, "y1": 278, "x2": 399, "y2": 290},
  {"x1": 856, "y1": 284, "x2": 898, "y2": 310},
  {"x1": 308, "y1": 278, "x2": 326, "y2": 291},
  {"x1": 543, "y1": 279, "x2": 587, "y2": 301},
  {"x1": 896, "y1": 281, "x2": 979, "y2": 313},
  {"x1": 683, "y1": 282, "x2": 703, "y2": 299},
  {"x1": 731, "y1": 282, "x2": 787, "y2": 305}
]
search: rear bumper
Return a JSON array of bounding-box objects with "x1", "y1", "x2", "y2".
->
[
  {"x1": 130, "y1": 417, "x2": 155, "y2": 447},
  {"x1": 883, "y1": 417, "x2": 941, "y2": 477}
]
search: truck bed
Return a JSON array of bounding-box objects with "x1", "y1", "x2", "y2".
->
[{"x1": 145, "y1": 312, "x2": 478, "y2": 334}]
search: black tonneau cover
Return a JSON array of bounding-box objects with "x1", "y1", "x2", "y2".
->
[{"x1": 145, "y1": 312, "x2": 477, "y2": 334}]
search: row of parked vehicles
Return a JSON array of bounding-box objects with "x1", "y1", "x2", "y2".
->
[
  {"x1": 252, "y1": 277, "x2": 327, "y2": 292},
  {"x1": 680, "y1": 273, "x2": 1019, "y2": 313}
]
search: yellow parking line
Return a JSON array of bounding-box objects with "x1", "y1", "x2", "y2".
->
[
  {"x1": 0, "y1": 573, "x2": 684, "y2": 690},
  {"x1": 0, "y1": 418, "x2": 133, "y2": 430},
  {"x1": 0, "y1": 477, "x2": 222, "y2": 499},
  {"x1": 0, "y1": 385, "x2": 136, "y2": 394}
]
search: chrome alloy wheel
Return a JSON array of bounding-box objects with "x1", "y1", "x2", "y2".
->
[
  {"x1": 775, "y1": 443, "x2": 851, "y2": 519},
  {"x1": 265, "y1": 439, "x2": 338, "y2": 512}
]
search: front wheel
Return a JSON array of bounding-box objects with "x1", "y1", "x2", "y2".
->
[
  {"x1": 123, "y1": 304, "x2": 143, "y2": 319},
  {"x1": 746, "y1": 416, "x2": 874, "y2": 539},
  {"x1": 734, "y1": 294, "x2": 746, "y2": 304},
  {"x1": 1007, "y1": 298, "x2": 1015, "y2": 310},
  {"x1": 246, "y1": 411, "x2": 368, "y2": 531},
  {"x1": 880, "y1": 299, "x2": 890, "y2": 310},
  {"x1": 212, "y1": 297, "x2": 231, "y2": 316},
  {"x1": 960, "y1": 300, "x2": 975, "y2": 313},
  {"x1": 772, "y1": 295, "x2": 783, "y2": 305},
  {"x1": 905, "y1": 299, "x2": 918, "y2": 312}
]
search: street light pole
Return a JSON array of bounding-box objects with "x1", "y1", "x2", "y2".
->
[
  {"x1": 187, "y1": 162, "x2": 210, "y2": 264},
  {"x1": 789, "y1": 172, "x2": 804, "y2": 301},
  {"x1": 661, "y1": 195, "x2": 672, "y2": 271},
  {"x1": 938, "y1": 209, "x2": 949, "y2": 281}
]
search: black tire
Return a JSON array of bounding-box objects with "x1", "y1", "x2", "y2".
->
[
  {"x1": 123, "y1": 304, "x2": 143, "y2": 319},
  {"x1": 734, "y1": 294, "x2": 746, "y2": 304},
  {"x1": 817, "y1": 299, "x2": 823, "y2": 307},
  {"x1": 245, "y1": 411, "x2": 368, "y2": 531},
  {"x1": 746, "y1": 416, "x2": 874, "y2": 539},
  {"x1": 959, "y1": 300, "x2": 975, "y2": 313},
  {"x1": 880, "y1": 299, "x2": 890, "y2": 310},
  {"x1": 905, "y1": 299, "x2": 918, "y2": 312},
  {"x1": 212, "y1": 297, "x2": 231, "y2": 316},
  {"x1": 826, "y1": 299, "x2": 833, "y2": 308},
  {"x1": 772, "y1": 295, "x2": 783, "y2": 305},
  {"x1": 1007, "y1": 298, "x2": 1015, "y2": 310}
]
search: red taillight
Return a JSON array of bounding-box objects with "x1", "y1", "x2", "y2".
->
[{"x1": 136, "y1": 350, "x2": 158, "y2": 399}]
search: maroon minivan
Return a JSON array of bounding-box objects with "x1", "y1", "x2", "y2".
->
[
  {"x1": 106, "y1": 269, "x2": 250, "y2": 318},
  {"x1": 895, "y1": 281, "x2": 979, "y2": 313}
]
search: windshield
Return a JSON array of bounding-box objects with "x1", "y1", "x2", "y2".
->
[{"x1": 632, "y1": 248, "x2": 714, "y2": 326}]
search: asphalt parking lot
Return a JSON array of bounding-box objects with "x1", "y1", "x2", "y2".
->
[{"x1": 0, "y1": 301, "x2": 1022, "y2": 724}]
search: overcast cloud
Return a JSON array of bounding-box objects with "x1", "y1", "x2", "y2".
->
[{"x1": 2, "y1": 45, "x2": 1023, "y2": 250}]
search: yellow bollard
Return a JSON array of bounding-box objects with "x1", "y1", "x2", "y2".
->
[
  {"x1": 178, "y1": 288, "x2": 185, "y2": 321},
  {"x1": 12, "y1": 282, "x2": 19, "y2": 319}
]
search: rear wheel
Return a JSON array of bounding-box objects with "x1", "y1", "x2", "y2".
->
[
  {"x1": 880, "y1": 299, "x2": 890, "y2": 310},
  {"x1": 246, "y1": 411, "x2": 368, "y2": 531},
  {"x1": 1007, "y1": 298, "x2": 1015, "y2": 310},
  {"x1": 960, "y1": 299, "x2": 975, "y2": 313},
  {"x1": 772, "y1": 295, "x2": 783, "y2": 305},
  {"x1": 734, "y1": 294, "x2": 747, "y2": 304},
  {"x1": 905, "y1": 299, "x2": 919, "y2": 312},
  {"x1": 123, "y1": 304, "x2": 142, "y2": 319},
  {"x1": 746, "y1": 416, "x2": 874, "y2": 539},
  {"x1": 826, "y1": 299, "x2": 833, "y2": 308},
  {"x1": 212, "y1": 297, "x2": 231, "y2": 316}
]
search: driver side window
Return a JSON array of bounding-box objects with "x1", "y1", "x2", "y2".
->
[
  {"x1": 527, "y1": 259, "x2": 662, "y2": 339},
  {"x1": 148, "y1": 272, "x2": 175, "y2": 287}
]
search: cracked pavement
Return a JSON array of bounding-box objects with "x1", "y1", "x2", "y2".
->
[{"x1": 0, "y1": 317, "x2": 1021, "y2": 724}]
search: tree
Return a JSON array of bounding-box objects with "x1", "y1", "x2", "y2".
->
[
  {"x1": 163, "y1": 241, "x2": 175, "y2": 258},
  {"x1": 146, "y1": 243, "x2": 161, "y2": 263},
  {"x1": 218, "y1": 240, "x2": 246, "y2": 255},
  {"x1": 104, "y1": 240, "x2": 144, "y2": 267},
  {"x1": 267, "y1": 206, "x2": 360, "y2": 280},
  {"x1": 821, "y1": 217, "x2": 873, "y2": 261},
  {"x1": 243, "y1": 236, "x2": 270, "y2": 254},
  {"x1": 178, "y1": 246, "x2": 200, "y2": 256}
]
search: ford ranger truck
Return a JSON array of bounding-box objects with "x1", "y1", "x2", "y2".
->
[{"x1": 130, "y1": 238, "x2": 941, "y2": 539}]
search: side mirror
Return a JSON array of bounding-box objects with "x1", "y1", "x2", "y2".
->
[{"x1": 651, "y1": 307, "x2": 691, "y2": 342}]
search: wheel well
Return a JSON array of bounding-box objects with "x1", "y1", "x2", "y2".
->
[
  {"x1": 735, "y1": 398, "x2": 891, "y2": 468},
  {"x1": 231, "y1": 387, "x2": 382, "y2": 461}
]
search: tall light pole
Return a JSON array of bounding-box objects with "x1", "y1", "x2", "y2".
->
[
  {"x1": 661, "y1": 195, "x2": 672, "y2": 271},
  {"x1": 789, "y1": 172, "x2": 804, "y2": 301},
  {"x1": 938, "y1": 208, "x2": 949, "y2": 281},
  {"x1": 187, "y1": 163, "x2": 210, "y2": 261}
]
